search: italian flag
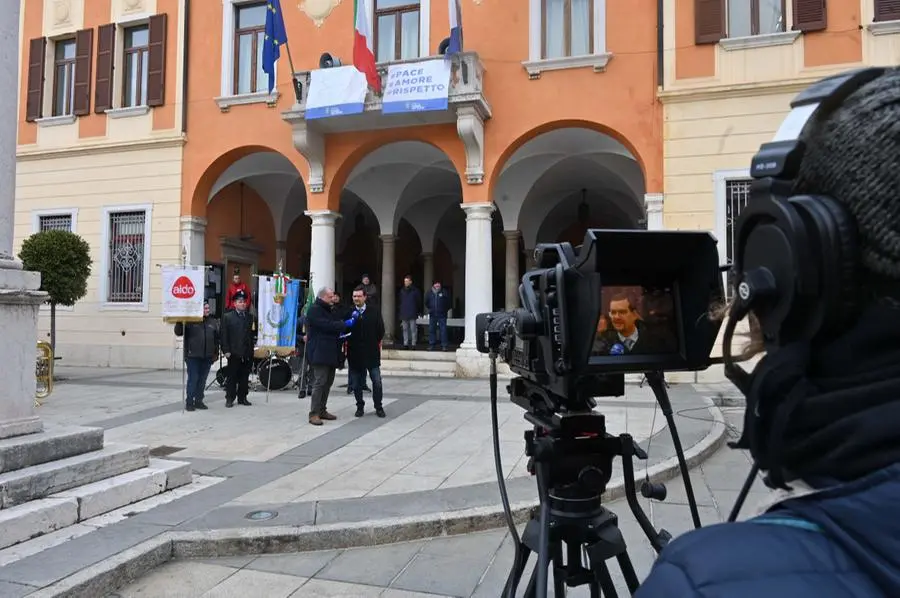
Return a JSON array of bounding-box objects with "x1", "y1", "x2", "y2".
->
[{"x1": 353, "y1": 0, "x2": 381, "y2": 92}]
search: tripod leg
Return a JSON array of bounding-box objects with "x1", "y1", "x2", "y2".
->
[
  {"x1": 614, "y1": 552, "x2": 642, "y2": 594},
  {"x1": 552, "y1": 542, "x2": 567, "y2": 596},
  {"x1": 591, "y1": 560, "x2": 619, "y2": 598}
]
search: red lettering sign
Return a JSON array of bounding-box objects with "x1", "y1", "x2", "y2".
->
[{"x1": 171, "y1": 276, "x2": 196, "y2": 299}]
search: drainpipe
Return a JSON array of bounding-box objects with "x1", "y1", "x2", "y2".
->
[
  {"x1": 181, "y1": 0, "x2": 191, "y2": 134},
  {"x1": 657, "y1": 0, "x2": 664, "y2": 88}
]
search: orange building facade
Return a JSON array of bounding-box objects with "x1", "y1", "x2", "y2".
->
[{"x1": 13, "y1": 0, "x2": 900, "y2": 373}]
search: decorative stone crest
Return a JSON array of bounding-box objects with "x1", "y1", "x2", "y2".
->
[
  {"x1": 123, "y1": 0, "x2": 145, "y2": 13},
  {"x1": 300, "y1": 0, "x2": 341, "y2": 27},
  {"x1": 52, "y1": 0, "x2": 71, "y2": 25}
]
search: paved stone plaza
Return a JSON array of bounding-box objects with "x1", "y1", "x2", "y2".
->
[{"x1": 0, "y1": 366, "x2": 752, "y2": 597}]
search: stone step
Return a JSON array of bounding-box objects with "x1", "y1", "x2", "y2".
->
[
  {"x1": 0, "y1": 443, "x2": 149, "y2": 509},
  {"x1": 380, "y1": 359, "x2": 458, "y2": 379},
  {"x1": 0, "y1": 459, "x2": 193, "y2": 550},
  {"x1": 382, "y1": 349, "x2": 456, "y2": 362},
  {"x1": 0, "y1": 425, "x2": 104, "y2": 475}
]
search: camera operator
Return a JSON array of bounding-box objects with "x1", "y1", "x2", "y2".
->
[{"x1": 636, "y1": 68, "x2": 900, "y2": 597}]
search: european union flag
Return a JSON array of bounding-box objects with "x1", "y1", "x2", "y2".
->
[{"x1": 263, "y1": 0, "x2": 288, "y2": 94}]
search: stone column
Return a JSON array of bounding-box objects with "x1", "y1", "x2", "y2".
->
[
  {"x1": 503, "y1": 230, "x2": 521, "y2": 310},
  {"x1": 380, "y1": 234, "x2": 396, "y2": 344},
  {"x1": 422, "y1": 252, "x2": 434, "y2": 290},
  {"x1": 0, "y1": 0, "x2": 47, "y2": 439},
  {"x1": 644, "y1": 193, "x2": 665, "y2": 231},
  {"x1": 460, "y1": 203, "x2": 494, "y2": 349},
  {"x1": 179, "y1": 216, "x2": 207, "y2": 266},
  {"x1": 305, "y1": 210, "x2": 339, "y2": 292},
  {"x1": 0, "y1": 2, "x2": 18, "y2": 268}
]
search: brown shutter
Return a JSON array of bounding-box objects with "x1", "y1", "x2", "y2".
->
[
  {"x1": 695, "y1": 0, "x2": 726, "y2": 44},
  {"x1": 793, "y1": 0, "x2": 827, "y2": 32},
  {"x1": 95, "y1": 24, "x2": 116, "y2": 113},
  {"x1": 73, "y1": 28, "x2": 93, "y2": 116},
  {"x1": 147, "y1": 13, "x2": 168, "y2": 107},
  {"x1": 25, "y1": 37, "x2": 46, "y2": 122},
  {"x1": 875, "y1": 0, "x2": 900, "y2": 22}
]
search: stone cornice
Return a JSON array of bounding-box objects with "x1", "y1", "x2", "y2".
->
[
  {"x1": 658, "y1": 76, "x2": 835, "y2": 104},
  {"x1": 16, "y1": 135, "x2": 186, "y2": 161}
]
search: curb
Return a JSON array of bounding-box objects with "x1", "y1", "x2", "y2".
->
[{"x1": 28, "y1": 401, "x2": 728, "y2": 598}]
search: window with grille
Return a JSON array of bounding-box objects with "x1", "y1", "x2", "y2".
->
[
  {"x1": 106, "y1": 210, "x2": 147, "y2": 303},
  {"x1": 38, "y1": 214, "x2": 73, "y2": 232},
  {"x1": 725, "y1": 179, "x2": 752, "y2": 297}
]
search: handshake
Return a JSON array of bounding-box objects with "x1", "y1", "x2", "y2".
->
[{"x1": 344, "y1": 310, "x2": 362, "y2": 327}]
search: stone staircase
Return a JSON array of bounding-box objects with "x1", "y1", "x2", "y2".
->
[
  {"x1": 380, "y1": 348, "x2": 515, "y2": 379},
  {"x1": 0, "y1": 424, "x2": 191, "y2": 550}
]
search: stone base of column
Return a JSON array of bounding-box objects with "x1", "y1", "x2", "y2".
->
[
  {"x1": 0, "y1": 268, "x2": 47, "y2": 440},
  {"x1": 454, "y1": 346, "x2": 514, "y2": 379}
]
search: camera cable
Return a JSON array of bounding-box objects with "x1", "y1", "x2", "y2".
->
[{"x1": 488, "y1": 352, "x2": 524, "y2": 598}]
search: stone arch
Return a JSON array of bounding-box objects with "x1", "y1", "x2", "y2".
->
[
  {"x1": 487, "y1": 120, "x2": 650, "y2": 206},
  {"x1": 190, "y1": 145, "x2": 295, "y2": 219},
  {"x1": 327, "y1": 136, "x2": 465, "y2": 212}
]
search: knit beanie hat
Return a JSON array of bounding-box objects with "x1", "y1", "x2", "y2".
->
[{"x1": 792, "y1": 67, "x2": 900, "y2": 282}]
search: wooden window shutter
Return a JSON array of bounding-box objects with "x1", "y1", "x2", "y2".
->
[
  {"x1": 95, "y1": 24, "x2": 116, "y2": 113},
  {"x1": 695, "y1": 0, "x2": 726, "y2": 44},
  {"x1": 73, "y1": 28, "x2": 93, "y2": 116},
  {"x1": 874, "y1": 0, "x2": 900, "y2": 22},
  {"x1": 25, "y1": 37, "x2": 47, "y2": 122},
  {"x1": 793, "y1": 0, "x2": 827, "y2": 32},
  {"x1": 147, "y1": 13, "x2": 168, "y2": 107}
]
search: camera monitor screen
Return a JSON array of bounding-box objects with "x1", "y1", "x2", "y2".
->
[{"x1": 591, "y1": 285, "x2": 680, "y2": 358}]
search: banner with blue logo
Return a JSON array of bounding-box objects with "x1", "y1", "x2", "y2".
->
[
  {"x1": 257, "y1": 277, "x2": 300, "y2": 349},
  {"x1": 382, "y1": 59, "x2": 452, "y2": 114},
  {"x1": 306, "y1": 66, "x2": 368, "y2": 119}
]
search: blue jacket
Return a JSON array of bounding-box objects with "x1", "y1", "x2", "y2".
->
[{"x1": 636, "y1": 463, "x2": 900, "y2": 597}]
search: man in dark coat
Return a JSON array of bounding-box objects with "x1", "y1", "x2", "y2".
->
[
  {"x1": 306, "y1": 286, "x2": 357, "y2": 426},
  {"x1": 174, "y1": 301, "x2": 220, "y2": 411},
  {"x1": 398, "y1": 274, "x2": 422, "y2": 349},
  {"x1": 425, "y1": 280, "x2": 451, "y2": 351},
  {"x1": 346, "y1": 285, "x2": 385, "y2": 418},
  {"x1": 636, "y1": 68, "x2": 900, "y2": 598},
  {"x1": 220, "y1": 290, "x2": 255, "y2": 408}
]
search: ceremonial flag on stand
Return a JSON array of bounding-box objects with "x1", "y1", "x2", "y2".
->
[
  {"x1": 447, "y1": 0, "x2": 463, "y2": 55},
  {"x1": 263, "y1": 0, "x2": 288, "y2": 93},
  {"x1": 257, "y1": 274, "x2": 300, "y2": 349},
  {"x1": 353, "y1": 0, "x2": 381, "y2": 92}
]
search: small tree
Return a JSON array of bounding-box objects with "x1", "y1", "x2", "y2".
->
[{"x1": 19, "y1": 230, "x2": 92, "y2": 353}]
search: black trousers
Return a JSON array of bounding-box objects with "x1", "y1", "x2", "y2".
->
[{"x1": 225, "y1": 355, "x2": 253, "y2": 400}]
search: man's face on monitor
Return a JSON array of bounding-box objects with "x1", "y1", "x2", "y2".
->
[{"x1": 609, "y1": 299, "x2": 637, "y2": 336}]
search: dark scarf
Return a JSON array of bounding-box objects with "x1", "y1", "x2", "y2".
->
[{"x1": 735, "y1": 301, "x2": 900, "y2": 490}]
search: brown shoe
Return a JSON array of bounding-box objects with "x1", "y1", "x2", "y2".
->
[
  {"x1": 308, "y1": 415, "x2": 323, "y2": 426},
  {"x1": 320, "y1": 411, "x2": 337, "y2": 421}
]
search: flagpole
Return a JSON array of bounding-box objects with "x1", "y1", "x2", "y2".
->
[{"x1": 284, "y1": 41, "x2": 302, "y2": 103}]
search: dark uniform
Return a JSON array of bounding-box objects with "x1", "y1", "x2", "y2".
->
[{"x1": 220, "y1": 290, "x2": 256, "y2": 407}]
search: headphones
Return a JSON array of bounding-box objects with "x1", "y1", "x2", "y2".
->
[{"x1": 723, "y1": 67, "x2": 887, "y2": 393}]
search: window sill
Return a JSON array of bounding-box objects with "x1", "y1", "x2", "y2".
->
[
  {"x1": 105, "y1": 106, "x2": 150, "y2": 119},
  {"x1": 868, "y1": 20, "x2": 900, "y2": 36},
  {"x1": 719, "y1": 30, "x2": 800, "y2": 51},
  {"x1": 35, "y1": 115, "x2": 76, "y2": 128},
  {"x1": 214, "y1": 91, "x2": 281, "y2": 112},
  {"x1": 522, "y1": 53, "x2": 613, "y2": 80},
  {"x1": 99, "y1": 302, "x2": 150, "y2": 312}
]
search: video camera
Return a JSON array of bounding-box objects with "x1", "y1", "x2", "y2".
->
[
  {"x1": 475, "y1": 229, "x2": 725, "y2": 598},
  {"x1": 475, "y1": 229, "x2": 725, "y2": 407}
]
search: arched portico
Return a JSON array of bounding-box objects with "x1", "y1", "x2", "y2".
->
[
  {"x1": 492, "y1": 126, "x2": 652, "y2": 310},
  {"x1": 191, "y1": 149, "x2": 308, "y2": 315}
]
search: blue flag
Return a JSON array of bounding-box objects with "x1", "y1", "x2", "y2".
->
[{"x1": 263, "y1": 0, "x2": 288, "y2": 94}]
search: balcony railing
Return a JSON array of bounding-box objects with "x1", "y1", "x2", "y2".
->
[{"x1": 283, "y1": 51, "x2": 491, "y2": 132}]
